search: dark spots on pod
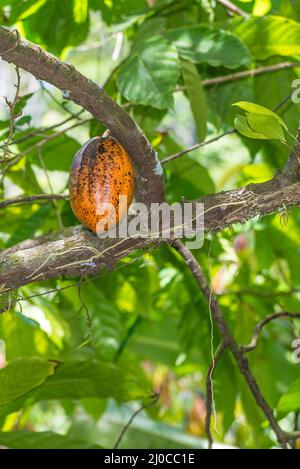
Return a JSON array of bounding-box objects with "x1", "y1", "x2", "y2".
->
[{"x1": 69, "y1": 135, "x2": 135, "y2": 232}]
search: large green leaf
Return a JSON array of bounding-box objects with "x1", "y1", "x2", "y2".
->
[
  {"x1": 116, "y1": 36, "x2": 180, "y2": 109},
  {"x1": 277, "y1": 377, "x2": 300, "y2": 416},
  {"x1": 22, "y1": 0, "x2": 89, "y2": 55},
  {"x1": 165, "y1": 25, "x2": 251, "y2": 68},
  {"x1": 7, "y1": 203, "x2": 53, "y2": 247},
  {"x1": 233, "y1": 15, "x2": 300, "y2": 60},
  {"x1": 79, "y1": 282, "x2": 123, "y2": 361},
  {"x1": 0, "y1": 430, "x2": 102, "y2": 449},
  {"x1": 33, "y1": 359, "x2": 148, "y2": 401},
  {"x1": 181, "y1": 59, "x2": 207, "y2": 142},
  {"x1": 0, "y1": 0, "x2": 46, "y2": 24},
  {"x1": 24, "y1": 134, "x2": 81, "y2": 172},
  {"x1": 90, "y1": 0, "x2": 148, "y2": 25},
  {"x1": 166, "y1": 154, "x2": 215, "y2": 202},
  {"x1": 0, "y1": 359, "x2": 150, "y2": 417},
  {"x1": 0, "y1": 357, "x2": 55, "y2": 406}
]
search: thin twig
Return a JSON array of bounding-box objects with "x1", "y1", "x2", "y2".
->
[
  {"x1": 218, "y1": 288, "x2": 300, "y2": 298},
  {"x1": 202, "y1": 62, "x2": 300, "y2": 88},
  {"x1": 242, "y1": 312, "x2": 300, "y2": 353},
  {"x1": 161, "y1": 130, "x2": 236, "y2": 165},
  {"x1": 172, "y1": 240, "x2": 289, "y2": 449},
  {"x1": 216, "y1": 0, "x2": 249, "y2": 17},
  {"x1": 205, "y1": 342, "x2": 227, "y2": 449},
  {"x1": 0, "y1": 110, "x2": 85, "y2": 150},
  {"x1": 41, "y1": 81, "x2": 83, "y2": 120},
  {"x1": 1, "y1": 66, "x2": 21, "y2": 162},
  {"x1": 77, "y1": 281, "x2": 93, "y2": 345},
  {"x1": 113, "y1": 395, "x2": 159, "y2": 449},
  {"x1": 1, "y1": 118, "x2": 92, "y2": 173},
  {"x1": 0, "y1": 193, "x2": 68, "y2": 209}
]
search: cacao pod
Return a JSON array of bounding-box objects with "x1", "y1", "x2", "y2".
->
[{"x1": 69, "y1": 136, "x2": 135, "y2": 233}]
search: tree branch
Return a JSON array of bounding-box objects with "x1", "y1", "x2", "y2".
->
[
  {"x1": 202, "y1": 62, "x2": 300, "y2": 88},
  {"x1": 172, "y1": 240, "x2": 289, "y2": 448},
  {"x1": 0, "y1": 226, "x2": 162, "y2": 292},
  {"x1": 0, "y1": 194, "x2": 68, "y2": 209},
  {"x1": 0, "y1": 26, "x2": 164, "y2": 205},
  {"x1": 216, "y1": 0, "x2": 249, "y2": 18},
  {"x1": 1, "y1": 175, "x2": 300, "y2": 291},
  {"x1": 242, "y1": 312, "x2": 300, "y2": 353},
  {"x1": 161, "y1": 130, "x2": 236, "y2": 165}
]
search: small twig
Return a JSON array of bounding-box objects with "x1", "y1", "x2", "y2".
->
[
  {"x1": 242, "y1": 312, "x2": 300, "y2": 353},
  {"x1": 1, "y1": 117, "x2": 92, "y2": 173},
  {"x1": 41, "y1": 81, "x2": 83, "y2": 120},
  {"x1": 77, "y1": 281, "x2": 93, "y2": 345},
  {"x1": 218, "y1": 288, "x2": 300, "y2": 298},
  {"x1": 113, "y1": 395, "x2": 159, "y2": 449},
  {"x1": 1, "y1": 66, "x2": 21, "y2": 162},
  {"x1": 216, "y1": 0, "x2": 249, "y2": 17},
  {"x1": 0, "y1": 193, "x2": 68, "y2": 209},
  {"x1": 285, "y1": 431, "x2": 300, "y2": 442},
  {"x1": 205, "y1": 342, "x2": 227, "y2": 449},
  {"x1": 202, "y1": 62, "x2": 300, "y2": 88},
  {"x1": 161, "y1": 130, "x2": 236, "y2": 165}
]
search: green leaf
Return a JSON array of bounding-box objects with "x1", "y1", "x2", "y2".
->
[
  {"x1": 181, "y1": 60, "x2": 207, "y2": 142},
  {"x1": 233, "y1": 15, "x2": 300, "y2": 60},
  {"x1": 233, "y1": 102, "x2": 287, "y2": 142},
  {"x1": 246, "y1": 113, "x2": 286, "y2": 142},
  {"x1": 234, "y1": 115, "x2": 267, "y2": 140},
  {"x1": 13, "y1": 93, "x2": 34, "y2": 117},
  {"x1": 73, "y1": 0, "x2": 88, "y2": 23},
  {"x1": 0, "y1": 120, "x2": 9, "y2": 130},
  {"x1": 7, "y1": 203, "x2": 53, "y2": 247},
  {"x1": 0, "y1": 357, "x2": 55, "y2": 406},
  {"x1": 23, "y1": 133, "x2": 80, "y2": 172},
  {"x1": 82, "y1": 285, "x2": 122, "y2": 362},
  {"x1": 165, "y1": 25, "x2": 251, "y2": 68},
  {"x1": 166, "y1": 154, "x2": 215, "y2": 202},
  {"x1": 0, "y1": 0, "x2": 46, "y2": 24},
  {"x1": 0, "y1": 431, "x2": 102, "y2": 449},
  {"x1": 233, "y1": 101, "x2": 288, "y2": 129},
  {"x1": 34, "y1": 359, "x2": 148, "y2": 402},
  {"x1": 277, "y1": 377, "x2": 300, "y2": 416},
  {"x1": 116, "y1": 36, "x2": 180, "y2": 109},
  {"x1": 22, "y1": 0, "x2": 89, "y2": 56}
]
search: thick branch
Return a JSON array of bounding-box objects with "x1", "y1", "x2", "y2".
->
[
  {"x1": 0, "y1": 27, "x2": 164, "y2": 205},
  {"x1": 0, "y1": 226, "x2": 161, "y2": 292},
  {"x1": 1, "y1": 175, "x2": 300, "y2": 291}
]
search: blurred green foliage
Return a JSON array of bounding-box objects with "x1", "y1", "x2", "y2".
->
[{"x1": 0, "y1": 0, "x2": 300, "y2": 449}]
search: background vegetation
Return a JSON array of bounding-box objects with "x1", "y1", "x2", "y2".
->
[{"x1": 0, "y1": 0, "x2": 300, "y2": 449}]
